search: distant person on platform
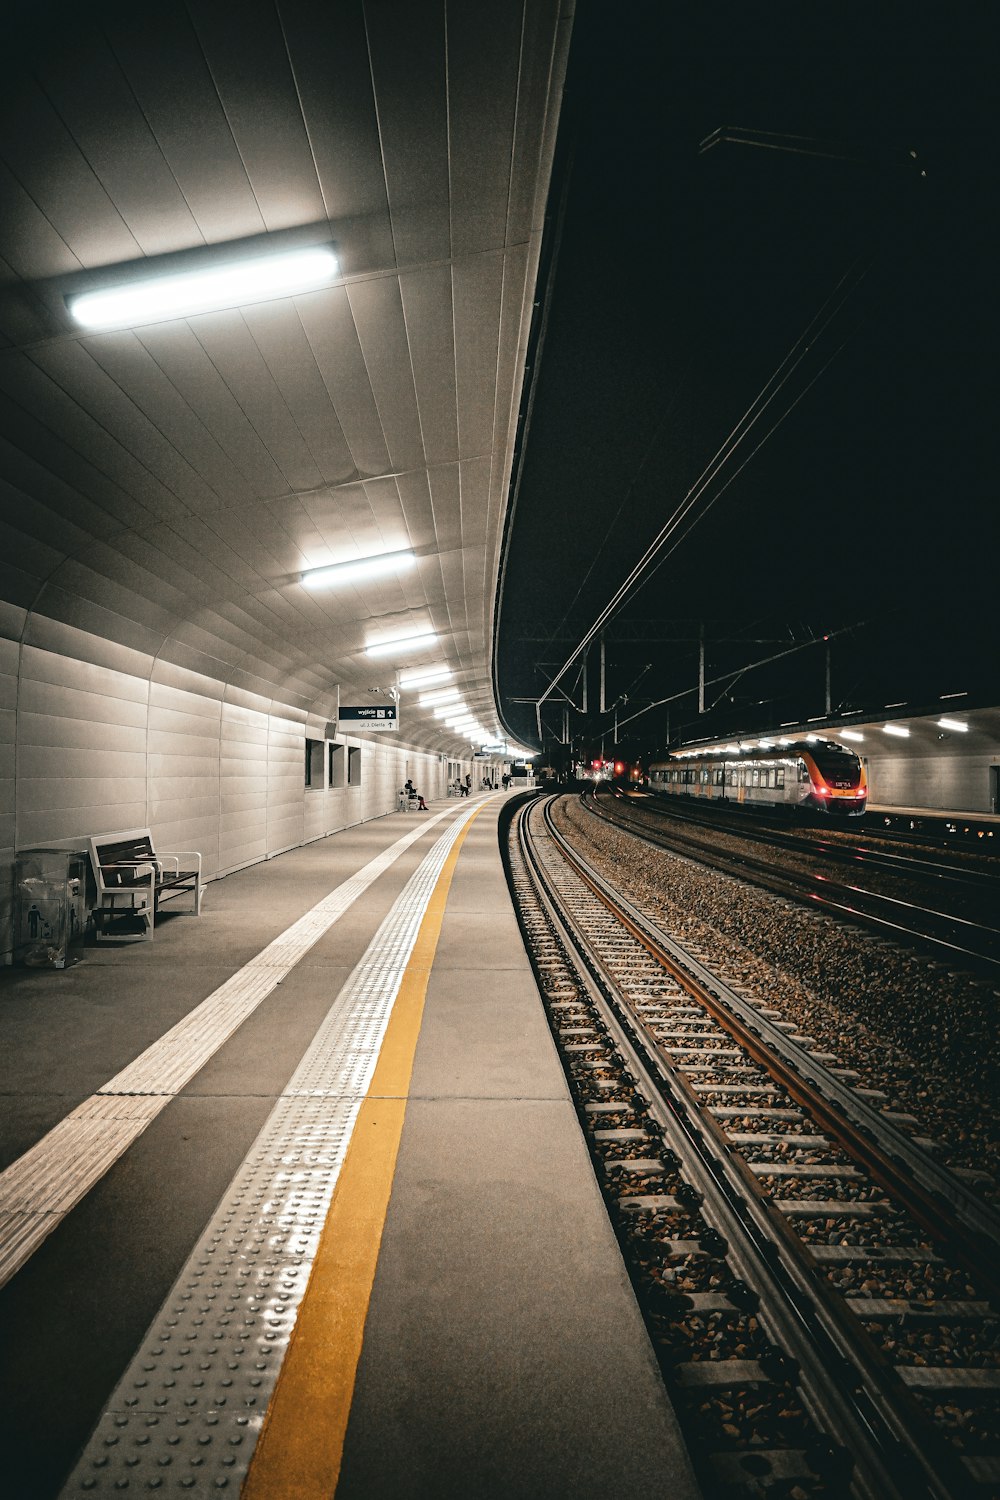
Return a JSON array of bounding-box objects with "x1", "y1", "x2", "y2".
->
[{"x1": 416, "y1": 791, "x2": 428, "y2": 810}]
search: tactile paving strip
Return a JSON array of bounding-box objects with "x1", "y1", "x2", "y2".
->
[
  {"x1": 60, "y1": 799, "x2": 481, "y2": 1496},
  {"x1": 0, "y1": 802, "x2": 462, "y2": 1291}
]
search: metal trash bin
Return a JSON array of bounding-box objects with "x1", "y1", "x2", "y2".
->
[{"x1": 15, "y1": 848, "x2": 89, "y2": 969}]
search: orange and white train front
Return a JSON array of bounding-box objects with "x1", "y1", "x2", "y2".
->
[{"x1": 800, "y1": 745, "x2": 868, "y2": 815}]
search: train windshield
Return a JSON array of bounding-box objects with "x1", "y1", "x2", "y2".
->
[{"x1": 809, "y1": 746, "x2": 862, "y2": 784}]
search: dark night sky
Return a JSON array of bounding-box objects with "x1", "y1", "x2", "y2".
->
[{"x1": 496, "y1": 2, "x2": 995, "y2": 755}]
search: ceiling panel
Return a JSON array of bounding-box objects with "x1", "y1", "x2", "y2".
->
[
  {"x1": 186, "y1": 0, "x2": 327, "y2": 233},
  {"x1": 239, "y1": 303, "x2": 358, "y2": 486},
  {"x1": 399, "y1": 264, "x2": 459, "y2": 465},
  {"x1": 28, "y1": 340, "x2": 221, "y2": 510},
  {"x1": 36, "y1": 40, "x2": 203, "y2": 258},
  {"x1": 105, "y1": 4, "x2": 268, "y2": 246},
  {"x1": 79, "y1": 332, "x2": 248, "y2": 505},
  {"x1": 347, "y1": 277, "x2": 425, "y2": 472},
  {"x1": 453, "y1": 253, "x2": 505, "y2": 459},
  {"x1": 365, "y1": 1, "x2": 451, "y2": 266},
  {"x1": 184, "y1": 311, "x2": 326, "y2": 492},
  {"x1": 294, "y1": 287, "x2": 392, "y2": 478},
  {"x1": 132, "y1": 324, "x2": 290, "y2": 496},
  {"x1": 0, "y1": 0, "x2": 570, "y2": 742},
  {"x1": 0, "y1": 77, "x2": 141, "y2": 270},
  {"x1": 447, "y1": 2, "x2": 523, "y2": 259},
  {"x1": 277, "y1": 1, "x2": 391, "y2": 240}
]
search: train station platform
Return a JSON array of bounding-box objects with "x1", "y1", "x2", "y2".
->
[{"x1": 0, "y1": 792, "x2": 700, "y2": 1500}]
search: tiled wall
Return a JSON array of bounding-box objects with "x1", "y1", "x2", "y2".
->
[{"x1": 1, "y1": 628, "x2": 461, "y2": 962}]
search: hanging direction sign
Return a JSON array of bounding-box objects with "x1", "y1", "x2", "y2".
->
[{"x1": 338, "y1": 705, "x2": 398, "y2": 731}]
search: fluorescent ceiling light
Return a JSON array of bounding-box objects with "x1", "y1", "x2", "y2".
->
[
  {"x1": 435, "y1": 703, "x2": 468, "y2": 719},
  {"x1": 399, "y1": 665, "x2": 452, "y2": 688},
  {"x1": 68, "y1": 246, "x2": 339, "y2": 330},
  {"x1": 419, "y1": 689, "x2": 460, "y2": 707},
  {"x1": 302, "y1": 549, "x2": 415, "y2": 589},
  {"x1": 840, "y1": 730, "x2": 865, "y2": 741},
  {"x1": 937, "y1": 717, "x2": 968, "y2": 732},
  {"x1": 365, "y1": 629, "x2": 438, "y2": 658},
  {"x1": 882, "y1": 724, "x2": 910, "y2": 737},
  {"x1": 447, "y1": 715, "x2": 476, "y2": 728}
]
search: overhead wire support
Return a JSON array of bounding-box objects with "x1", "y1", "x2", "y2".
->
[{"x1": 528, "y1": 252, "x2": 874, "y2": 719}]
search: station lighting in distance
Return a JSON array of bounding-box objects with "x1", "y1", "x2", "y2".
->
[
  {"x1": 366, "y1": 629, "x2": 438, "y2": 658},
  {"x1": 434, "y1": 703, "x2": 468, "y2": 719},
  {"x1": 937, "y1": 717, "x2": 968, "y2": 732},
  {"x1": 399, "y1": 666, "x2": 453, "y2": 688},
  {"x1": 840, "y1": 730, "x2": 865, "y2": 741},
  {"x1": 882, "y1": 724, "x2": 910, "y2": 737},
  {"x1": 68, "y1": 247, "x2": 339, "y2": 330},
  {"x1": 419, "y1": 689, "x2": 461, "y2": 706},
  {"x1": 301, "y1": 549, "x2": 415, "y2": 589}
]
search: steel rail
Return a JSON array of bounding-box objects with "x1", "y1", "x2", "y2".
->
[
  {"x1": 516, "y1": 798, "x2": 958, "y2": 1500},
  {"x1": 613, "y1": 789, "x2": 1000, "y2": 890},
  {"x1": 591, "y1": 791, "x2": 1000, "y2": 971},
  {"x1": 555, "y1": 799, "x2": 1000, "y2": 1274}
]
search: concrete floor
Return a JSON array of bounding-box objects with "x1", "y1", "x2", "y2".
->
[{"x1": 0, "y1": 797, "x2": 700, "y2": 1499}]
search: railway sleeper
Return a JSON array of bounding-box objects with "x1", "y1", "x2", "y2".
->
[
  {"x1": 809, "y1": 1244, "x2": 941, "y2": 1264},
  {"x1": 852, "y1": 1297, "x2": 992, "y2": 1320},
  {"x1": 899, "y1": 1368, "x2": 1000, "y2": 1392},
  {"x1": 778, "y1": 1200, "x2": 892, "y2": 1217}
]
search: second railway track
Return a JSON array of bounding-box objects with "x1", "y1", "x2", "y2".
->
[{"x1": 591, "y1": 788, "x2": 1000, "y2": 972}]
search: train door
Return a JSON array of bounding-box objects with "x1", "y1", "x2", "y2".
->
[{"x1": 990, "y1": 765, "x2": 999, "y2": 814}]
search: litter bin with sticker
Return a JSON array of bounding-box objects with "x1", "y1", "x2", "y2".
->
[{"x1": 15, "y1": 848, "x2": 90, "y2": 968}]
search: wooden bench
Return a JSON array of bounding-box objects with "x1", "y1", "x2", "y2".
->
[{"x1": 88, "y1": 828, "x2": 204, "y2": 940}]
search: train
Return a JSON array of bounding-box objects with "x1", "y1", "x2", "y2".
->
[{"x1": 644, "y1": 737, "x2": 868, "y2": 817}]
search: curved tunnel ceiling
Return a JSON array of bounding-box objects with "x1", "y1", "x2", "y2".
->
[{"x1": 0, "y1": 1, "x2": 571, "y2": 754}]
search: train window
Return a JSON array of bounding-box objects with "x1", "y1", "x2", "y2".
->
[
  {"x1": 713, "y1": 769, "x2": 724, "y2": 786},
  {"x1": 752, "y1": 768, "x2": 760, "y2": 787},
  {"x1": 762, "y1": 769, "x2": 771, "y2": 788},
  {"x1": 726, "y1": 769, "x2": 736, "y2": 787},
  {"x1": 776, "y1": 768, "x2": 785, "y2": 789},
  {"x1": 701, "y1": 769, "x2": 709, "y2": 785}
]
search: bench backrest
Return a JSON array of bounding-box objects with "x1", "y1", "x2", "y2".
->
[{"x1": 89, "y1": 829, "x2": 157, "y2": 890}]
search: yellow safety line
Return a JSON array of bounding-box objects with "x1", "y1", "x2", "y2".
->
[{"x1": 241, "y1": 804, "x2": 487, "y2": 1500}]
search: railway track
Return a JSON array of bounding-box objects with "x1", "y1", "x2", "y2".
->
[
  {"x1": 611, "y1": 790, "x2": 1000, "y2": 893},
  {"x1": 506, "y1": 794, "x2": 1000, "y2": 1499},
  {"x1": 592, "y1": 791, "x2": 1000, "y2": 972}
]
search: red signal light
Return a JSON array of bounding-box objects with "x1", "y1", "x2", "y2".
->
[
  {"x1": 614, "y1": 761, "x2": 624, "y2": 774},
  {"x1": 592, "y1": 760, "x2": 601, "y2": 769}
]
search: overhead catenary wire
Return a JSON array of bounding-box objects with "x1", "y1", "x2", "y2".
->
[{"x1": 531, "y1": 253, "x2": 875, "y2": 718}]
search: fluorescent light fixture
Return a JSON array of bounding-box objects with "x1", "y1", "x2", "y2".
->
[
  {"x1": 68, "y1": 246, "x2": 339, "y2": 330},
  {"x1": 302, "y1": 549, "x2": 415, "y2": 589},
  {"x1": 447, "y1": 715, "x2": 476, "y2": 728},
  {"x1": 436, "y1": 707, "x2": 469, "y2": 722},
  {"x1": 805, "y1": 734, "x2": 818, "y2": 743},
  {"x1": 419, "y1": 689, "x2": 460, "y2": 707},
  {"x1": 399, "y1": 665, "x2": 452, "y2": 688},
  {"x1": 883, "y1": 724, "x2": 910, "y2": 737},
  {"x1": 777, "y1": 738, "x2": 792, "y2": 746},
  {"x1": 365, "y1": 629, "x2": 438, "y2": 658},
  {"x1": 840, "y1": 730, "x2": 865, "y2": 742},
  {"x1": 937, "y1": 717, "x2": 968, "y2": 732},
  {"x1": 758, "y1": 739, "x2": 774, "y2": 748}
]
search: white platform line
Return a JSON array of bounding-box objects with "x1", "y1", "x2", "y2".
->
[
  {"x1": 0, "y1": 801, "x2": 469, "y2": 1291},
  {"x1": 59, "y1": 802, "x2": 483, "y2": 1497}
]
